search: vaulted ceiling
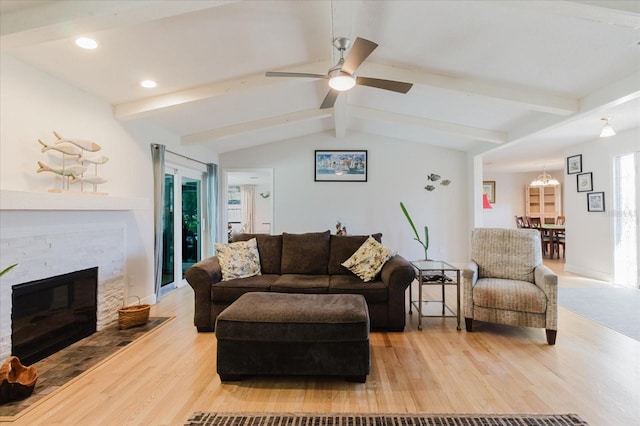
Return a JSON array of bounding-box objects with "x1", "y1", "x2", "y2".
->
[{"x1": 1, "y1": 0, "x2": 639, "y2": 172}]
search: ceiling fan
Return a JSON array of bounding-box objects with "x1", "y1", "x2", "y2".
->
[{"x1": 265, "y1": 37, "x2": 413, "y2": 109}]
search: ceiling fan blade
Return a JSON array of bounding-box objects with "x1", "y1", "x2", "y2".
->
[
  {"x1": 356, "y1": 77, "x2": 413, "y2": 94},
  {"x1": 341, "y1": 37, "x2": 378, "y2": 75},
  {"x1": 265, "y1": 71, "x2": 328, "y2": 79},
  {"x1": 320, "y1": 89, "x2": 339, "y2": 109}
]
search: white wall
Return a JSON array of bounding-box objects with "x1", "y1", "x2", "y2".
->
[
  {"x1": 482, "y1": 170, "x2": 564, "y2": 229},
  {"x1": 563, "y1": 127, "x2": 640, "y2": 281},
  {"x1": 221, "y1": 132, "x2": 470, "y2": 264},
  {"x1": 0, "y1": 53, "x2": 217, "y2": 304}
]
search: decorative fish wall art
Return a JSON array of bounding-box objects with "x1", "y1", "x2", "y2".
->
[
  {"x1": 36, "y1": 131, "x2": 109, "y2": 195},
  {"x1": 424, "y1": 173, "x2": 452, "y2": 192}
]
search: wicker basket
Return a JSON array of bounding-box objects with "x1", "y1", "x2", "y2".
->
[{"x1": 118, "y1": 296, "x2": 150, "y2": 330}]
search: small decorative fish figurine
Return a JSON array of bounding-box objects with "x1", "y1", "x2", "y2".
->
[
  {"x1": 78, "y1": 154, "x2": 109, "y2": 165},
  {"x1": 37, "y1": 161, "x2": 86, "y2": 177},
  {"x1": 424, "y1": 185, "x2": 436, "y2": 191},
  {"x1": 440, "y1": 179, "x2": 451, "y2": 186},
  {"x1": 39, "y1": 139, "x2": 81, "y2": 156},
  {"x1": 53, "y1": 131, "x2": 101, "y2": 152},
  {"x1": 70, "y1": 175, "x2": 107, "y2": 185},
  {"x1": 427, "y1": 174, "x2": 441, "y2": 182}
]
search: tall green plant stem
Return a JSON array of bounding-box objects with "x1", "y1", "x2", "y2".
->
[
  {"x1": 0, "y1": 263, "x2": 17, "y2": 277},
  {"x1": 400, "y1": 202, "x2": 429, "y2": 259}
]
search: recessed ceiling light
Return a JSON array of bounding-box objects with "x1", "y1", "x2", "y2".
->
[
  {"x1": 140, "y1": 80, "x2": 157, "y2": 88},
  {"x1": 75, "y1": 37, "x2": 98, "y2": 49}
]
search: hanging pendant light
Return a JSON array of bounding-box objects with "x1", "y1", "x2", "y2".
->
[
  {"x1": 600, "y1": 117, "x2": 616, "y2": 138},
  {"x1": 531, "y1": 166, "x2": 559, "y2": 187}
]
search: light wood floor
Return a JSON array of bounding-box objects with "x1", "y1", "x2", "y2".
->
[{"x1": 8, "y1": 259, "x2": 639, "y2": 426}]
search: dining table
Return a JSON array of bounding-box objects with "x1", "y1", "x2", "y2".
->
[{"x1": 541, "y1": 224, "x2": 565, "y2": 259}]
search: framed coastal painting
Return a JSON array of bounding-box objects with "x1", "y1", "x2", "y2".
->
[
  {"x1": 587, "y1": 191, "x2": 605, "y2": 212},
  {"x1": 314, "y1": 150, "x2": 367, "y2": 182},
  {"x1": 577, "y1": 172, "x2": 593, "y2": 192},
  {"x1": 567, "y1": 154, "x2": 582, "y2": 174},
  {"x1": 483, "y1": 181, "x2": 496, "y2": 203}
]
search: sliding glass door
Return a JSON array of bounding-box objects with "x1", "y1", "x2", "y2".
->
[{"x1": 161, "y1": 166, "x2": 203, "y2": 295}]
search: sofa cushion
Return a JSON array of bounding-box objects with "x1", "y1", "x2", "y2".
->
[
  {"x1": 329, "y1": 274, "x2": 388, "y2": 304},
  {"x1": 341, "y1": 236, "x2": 394, "y2": 282},
  {"x1": 211, "y1": 274, "x2": 280, "y2": 303},
  {"x1": 473, "y1": 278, "x2": 547, "y2": 314},
  {"x1": 214, "y1": 238, "x2": 261, "y2": 281},
  {"x1": 281, "y1": 231, "x2": 331, "y2": 274},
  {"x1": 233, "y1": 233, "x2": 282, "y2": 275},
  {"x1": 271, "y1": 274, "x2": 330, "y2": 293},
  {"x1": 328, "y1": 233, "x2": 382, "y2": 275}
]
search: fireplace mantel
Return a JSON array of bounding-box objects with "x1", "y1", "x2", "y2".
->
[{"x1": 0, "y1": 190, "x2": 150, "y2": 211}]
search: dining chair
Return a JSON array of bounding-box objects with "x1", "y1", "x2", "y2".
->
[
  {"x1": 555, "y1": 230, "x2": 566, "y2": 258},
  {"x1": 527, "y1": 217, "x2": 552, "y2": 255},
  {"x1": 556, "y1": 216, "x2": 566, "y2": 225},
  {"x1": 514, "y1": 216, "x2": 526, "y2": 228}
]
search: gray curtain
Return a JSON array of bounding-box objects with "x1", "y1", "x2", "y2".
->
[
  {"x1": 151, "y1": 144, "x2": 165, "y2": 302},
  {"x1": 203, "y1": 163, "x2": 219, "y2": 257}
]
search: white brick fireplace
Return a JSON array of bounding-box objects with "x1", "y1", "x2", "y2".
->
[{"x1": 0, "y1": 190, "x2": 148, "y2": 361}]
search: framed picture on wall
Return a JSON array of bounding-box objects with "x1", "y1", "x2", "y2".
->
[
  {"x1": 482, "y1": 181, "x2": 496, "y2": 203},
  {"x1": 587, "y1": 191, "x2": 605, "y2": 212},
  {"x1": 314, "y1": 150, "x2": 367, "y2": 182},
  {"x1": 567, "y1": 154, "x2": 582, "y2": 174},
  {"x1": 577, "y1": 172, "x2": 593, "y2": 192}
]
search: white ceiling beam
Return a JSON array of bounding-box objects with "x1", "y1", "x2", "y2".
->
[
  {"x1": 486, "y1": 0, "x2": 640, "y2": 29},
  {"x1": 115, "y1": 59, "x2": 579, "y2": 121},
  {"x1": 360, "y1": 63, "x2": 579, "y2": 115},
  {"x1": 182, "y1": 109, "x2": 332, "y2": 145},
  {"x1": 333, "y1": 94, "x2": 348, "y2": 139},
  {"x1": 350, "y1": 105, "x2": 507, "y2": 144},
  {"x1": 1, "y1": 1, "x2": 237, "y2": 50},
  {"x1": 114, "y1": 60, "x2": 332, "y2": 120},
  {"x1": 484, "y1": 70, "x2": 640, "y2": 154}
]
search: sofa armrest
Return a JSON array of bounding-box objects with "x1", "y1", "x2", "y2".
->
[
  {"x1": 380, "y1": 254, "x2": 416, "y2": 330},
  {"x1": 380, "y1": 254, "x2": 415, "y2": 291},
  {"x1": 533, "y1": 264, "x2": 558, "y2": 330},
  {"x1": 185, "y1": 256, "x2": 223, "y2": 331},
  {"x1": 462, "y1": 261, "x2": 478, "y2": 318}
]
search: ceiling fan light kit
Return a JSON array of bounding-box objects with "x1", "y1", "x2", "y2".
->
[
  {"x1": 328, "y1": 71, "x2": 356, "y2": 91},
  {"x1": 265, "y1": 37, "x2": 413, "y2": 109}
]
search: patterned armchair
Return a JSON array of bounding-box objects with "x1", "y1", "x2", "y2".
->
[{"x1": 462, "y1": 228, "x2": 558, "y2": 344}]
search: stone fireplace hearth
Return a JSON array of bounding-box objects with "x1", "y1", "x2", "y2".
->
[{"x1": 0, "y1": 221, "x2": 125, "y2": 361}]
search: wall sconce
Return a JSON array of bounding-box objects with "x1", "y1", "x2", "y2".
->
[
  {"x1": 600, "y1": 117, "x2": 616, "y2": 138},
  {"x1": 260, "y1": 192, "x2": 271, "y2": 199}
]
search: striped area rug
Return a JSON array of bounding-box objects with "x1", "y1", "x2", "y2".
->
[{"x1": 185, "y1": 413, "x2": 589, "y2": 426}]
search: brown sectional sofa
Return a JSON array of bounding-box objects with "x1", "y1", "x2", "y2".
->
[{"x1": 185, "y1": 231, "x2": 416, "y2": 332}]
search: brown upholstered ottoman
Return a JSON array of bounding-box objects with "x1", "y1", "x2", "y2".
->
[{"x1": 215, "y1": 292, "x2": 370, "y2": 382}]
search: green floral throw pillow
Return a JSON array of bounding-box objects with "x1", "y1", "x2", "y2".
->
[
  {"x1": 342, "y1": 236, "x2": 394, "y2": 282},
  {"x1": 214, "y1": 238, "x2": 262, "y2": 281}
]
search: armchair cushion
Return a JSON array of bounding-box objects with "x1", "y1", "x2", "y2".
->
[
  {"x1": 471, "y1": 228, "x2": 541, "y2": 282},
  {"x1": 472, "y1": 278, "x2": 547, "y2": 314}
]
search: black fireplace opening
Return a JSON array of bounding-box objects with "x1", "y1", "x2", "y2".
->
[{"x1": 12, "y1": 267, "x2": 98, "y2": 365}]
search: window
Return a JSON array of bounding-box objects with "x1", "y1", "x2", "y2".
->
[{"x1": 613, "y1": 152, "x2": 639, "y2": 288}]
